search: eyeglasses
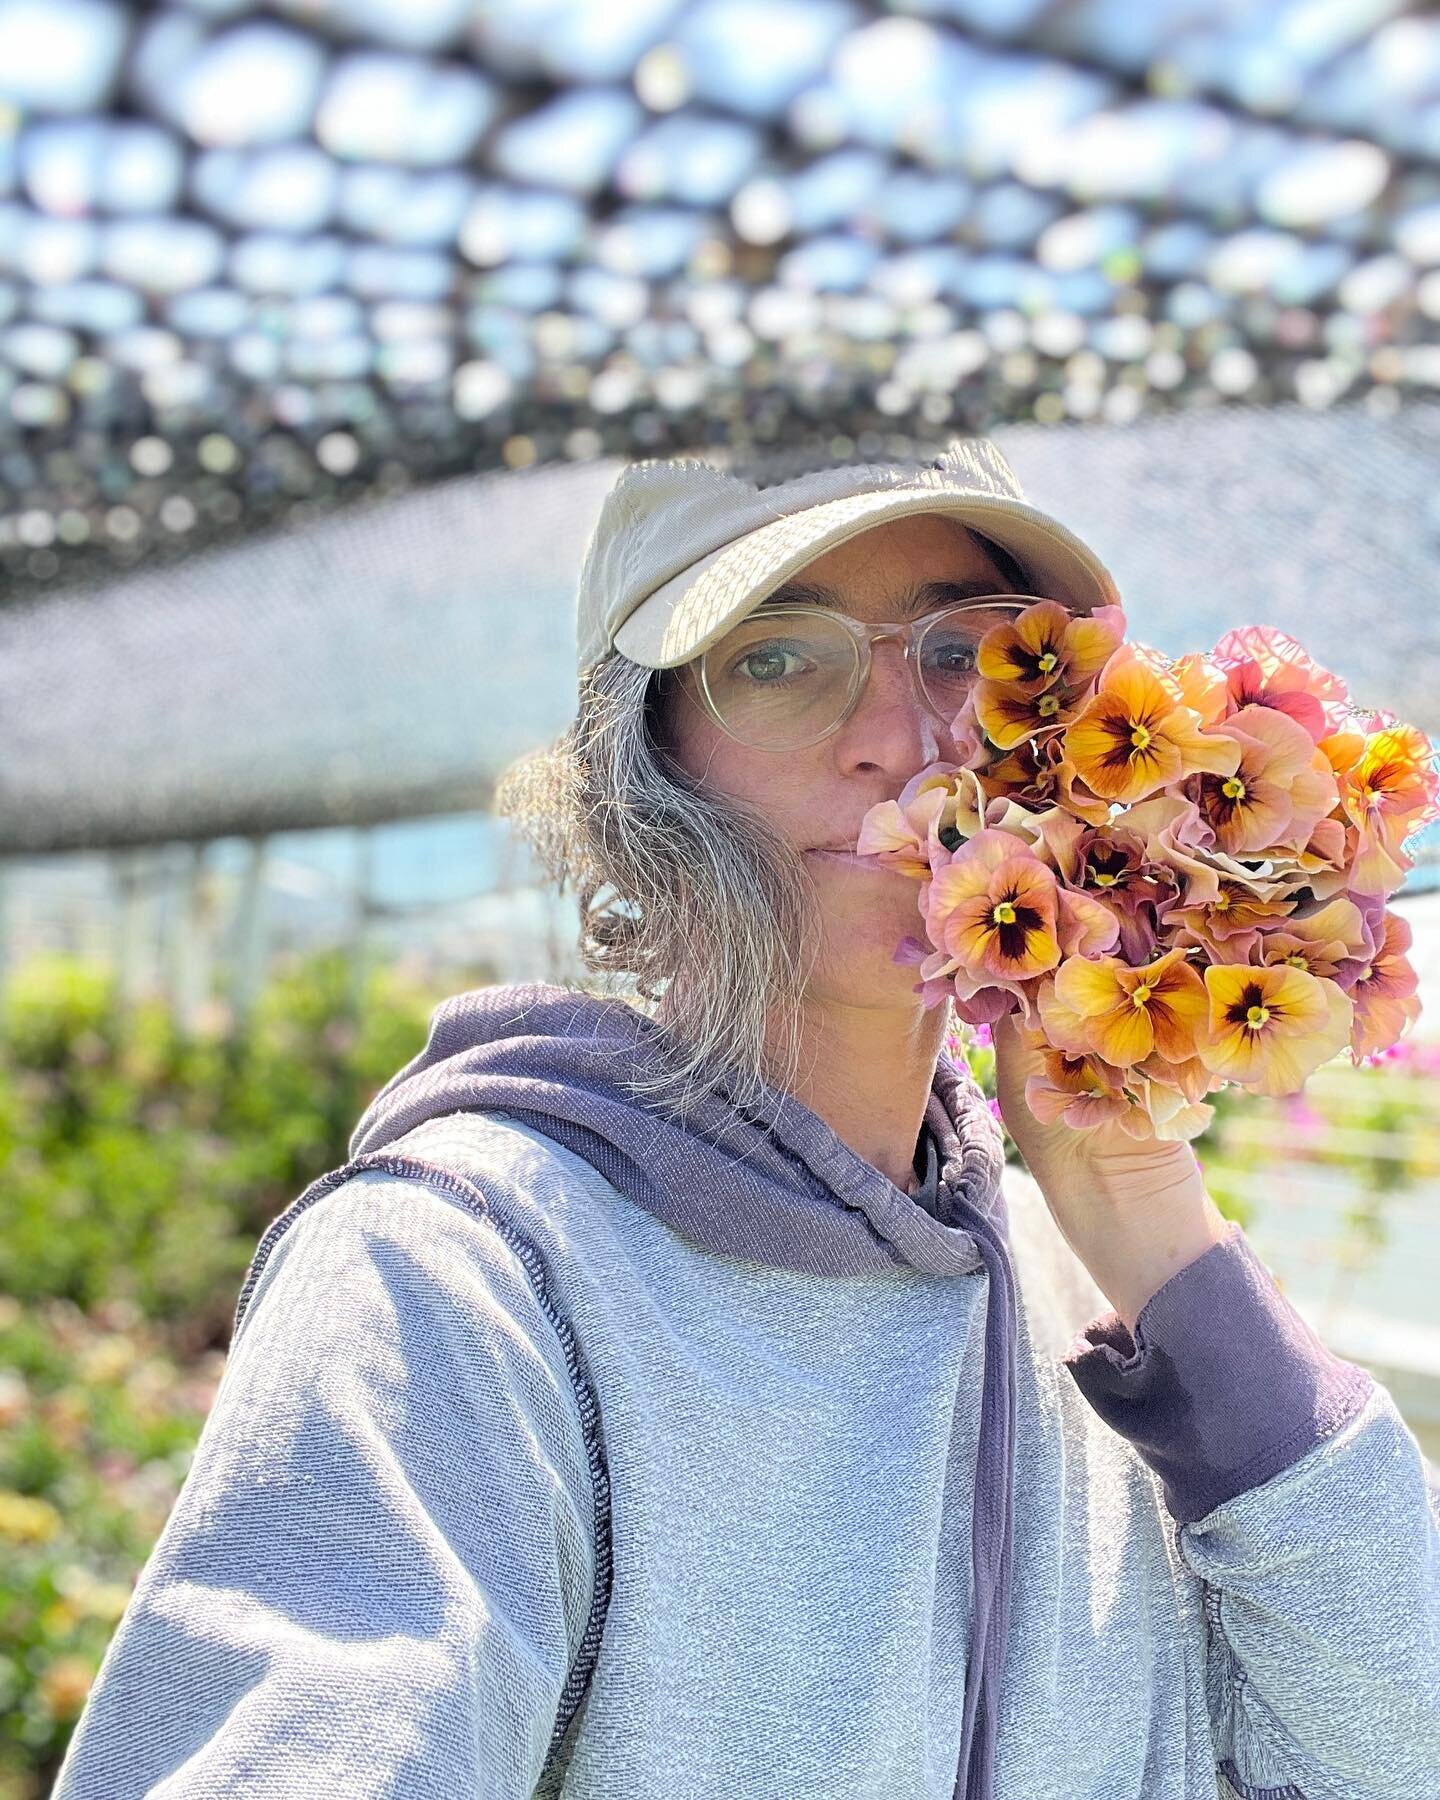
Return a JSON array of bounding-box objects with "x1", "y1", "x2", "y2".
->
[{"x1": 690, "y1": 596, "x2": 1036, "y2": 751}]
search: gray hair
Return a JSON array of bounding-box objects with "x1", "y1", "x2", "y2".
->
[
  {"x1": 492, "y1": 646, "x2": 820, "y2": 1131},
  {"x1": 492, "y1": 524, "x2": 1034, "y2": 1129}
]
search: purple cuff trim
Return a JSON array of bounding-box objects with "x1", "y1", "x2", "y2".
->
[{"x1": 1060, "y1": 1219, "x2": 1376, "y2": 1524}]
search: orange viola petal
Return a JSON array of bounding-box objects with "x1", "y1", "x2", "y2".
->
[
  {"x1": 1086, "y1": 996, "x2": 1157, "y2": 1067},
  {"x1": 1061, "y1": 613, "x2": 1125, "y2": 686},
  {"x1": 976, "y1": 601, "x2": 1071, "y2": 690},
  {"x1": 1064, "y1": 700, "x2": 1179, "y2": 803},
  {"x1": 974, "y1": 680, "x2": 1060, "y2": 750},
  {"x1": 1199, "y1": 964, "x2": 1350, "y2": 1094}
]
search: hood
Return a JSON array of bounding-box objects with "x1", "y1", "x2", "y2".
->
[{"x1": 349, "y1": 979, "x2": 1017, "y2": 1800}]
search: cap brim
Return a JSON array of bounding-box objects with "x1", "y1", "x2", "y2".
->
[{"x1": 612, "y1": 484, "x2": 1120, "y2": 670}]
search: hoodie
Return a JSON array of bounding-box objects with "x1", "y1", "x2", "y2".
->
[
  {"x1": 52, "y1": 981, "x2": 1440, "y2": 1799},
  {"x1": 345, "y1": 981, "x2": 1020, "y2": 1799}
]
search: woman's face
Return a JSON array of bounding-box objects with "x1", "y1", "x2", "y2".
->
[{"x1": 660, "y1": 513, "x2": 1020, "y2": 1008}]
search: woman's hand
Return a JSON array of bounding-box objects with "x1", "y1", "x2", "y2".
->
[{"x1": 990, "y1": 1010, "x2": 1231, "y2": 1335}]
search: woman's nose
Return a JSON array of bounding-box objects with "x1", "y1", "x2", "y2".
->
[{"x1": 847, "y1": 639, "x2": 949, "y2": 760}]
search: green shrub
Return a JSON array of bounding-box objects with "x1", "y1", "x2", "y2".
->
[{"x1": 0, "y1": 948, "x2": 446, "y2": 1348}]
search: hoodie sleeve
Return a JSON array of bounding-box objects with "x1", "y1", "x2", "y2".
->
[
  {"x1": 1060, "y1": 1220, "x2": 1440, "y2": 1799},
  {"x1": 50, "y1": 1168, "x2": 600, "y2": 1800}
]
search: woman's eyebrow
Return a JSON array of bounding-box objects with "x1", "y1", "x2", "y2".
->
[{"x1": 758, "y1": 577, "x2": 1012, "y2": 614}]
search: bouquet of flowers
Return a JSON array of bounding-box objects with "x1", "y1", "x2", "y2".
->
[{"x1": 855, "y1": 600, "x2": 1440, "y2": 1141}]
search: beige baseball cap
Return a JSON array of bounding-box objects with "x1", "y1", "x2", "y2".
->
[{"x1": 575, "y1": 435, "x2": 1121, "y2": 677}]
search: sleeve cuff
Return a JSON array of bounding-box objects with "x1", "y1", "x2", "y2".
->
[{"x1": 1059, "y1": 1218, "x2": 1377, "y2": 1523}]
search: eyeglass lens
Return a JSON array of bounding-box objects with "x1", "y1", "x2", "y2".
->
[{"x1": 702, "y1": 603, "x2": 1026, "y2": 749}]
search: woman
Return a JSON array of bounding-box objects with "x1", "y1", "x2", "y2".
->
[{"x1": 54, "y1": 439, "x2": 1439, "y2": 1799}]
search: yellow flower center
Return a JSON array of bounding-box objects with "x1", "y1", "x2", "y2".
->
[
  {"x1": 992, "y1": 901, "x2": 1017, "y2": 925},
  {"x1": 1130, "y1": 723, "x2": 1152, "y2": 750},
  {"x1": 1285, "y1": 953, "x2": 1309, "y2": 969},
  {"x1": 1093, "y1": 871, "x2": 1118, "y2": 887},
  {"x1": 1037, "y1": 693, "x2": 1061, "y2": 717},
  {"x1": 1222, "y1": 776, "x2": 1246, "y2": 800},
  {"x1": 1358, "y1": 964, "x2": 1374, "y2": 981},
  {"x1": 1037, "y1": 650, "x2": 1058, "y2": 673},
  {"x1": 1245, "y1": 1003, "x2": 1270, "y2": 1029},
  {"x1": 1214, "y1": 891, "x2": 1230, "y2": 910},
  {"x1": 1131, "y1": 984, "x2": 1152, "y2": 1006}
]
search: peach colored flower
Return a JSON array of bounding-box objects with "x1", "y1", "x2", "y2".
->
[
  {"x1": 1050, "y1": 944, "x2": 1210, "y2": 1067},
  {"x1": 1063, "y1": 645, "x2": 1242, "y2": 804},
  {"x1": 1192, "y1": 702, "x2": 1340, "y2": 856},
  {"x1": 1024, "y1": 1043, "x2": 1141, "y2": 1134},
  {"x1": 1166, "y1": 879, "x2": 1298, "y2": 963},
  {"x1": 1128, "y1": 1070, "x2": 1216, "y2": 1142},
  {"x1": 1168, "y1": 651, "x2": 1231, "y2": 727},
  {"x1": 982, "y1": 731, "x2": 1112, "y2": 827},
  {"x1": 976, "y1": 599, "x2": 1125, "y2": 694},
  {"x1": 1348, "y1": 909, "x2": 1421, "y2": 1060},
  {"x1": 1210, "y1": 625, "x2": 1351, "y2": 746},
  {"x1": 1255, "y1": 894, "x2": 1370, "y2": 984},
  {"x1": 1291, "y1": 815, "x2": 1352, "y2": 900},
  {"x1": 857, "y1": 764, "x2": 986, "y2": 880},
  {"x1": 974, "y1": 675, "x2": 1091, "y2": 750},
  {"x1": 1337, "y1": 724, "x2": 1440, "y2": 895},
  {"x1": 1199, "y1": 963, "x2": 1352, "y2": 1095},
  {"x1": 925, "y1": 828, "x2": 1063, "y2": 984},
  {"x1": 1068, "y1": 824, "x2": 1180, "y2": 963}
]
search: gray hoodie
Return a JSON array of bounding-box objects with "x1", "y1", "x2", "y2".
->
[{"x1": 52, "y1": 982, "x2": 1440, "y2": 1798}]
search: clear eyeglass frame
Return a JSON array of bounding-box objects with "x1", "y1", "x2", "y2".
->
[{"x1": 691, "y1": 594, "x2": 1038, "y2": 752}]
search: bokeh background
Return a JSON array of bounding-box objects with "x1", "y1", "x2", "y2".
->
[{"x1": 3, "y1": 0, "x2": 1440, "y2": 1789}]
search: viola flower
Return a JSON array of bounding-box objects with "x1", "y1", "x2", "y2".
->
[
  {"x1": 1134, "y1": 792, "x2": 1298, "y2": 957},
  {"x1": 1135, "y1": 1044, "x2": 1213, "y2": 1105},
  {"x1": 1336, "y1": 723, "x2": 1440, "y2": 895},
  {"x1": 1348, "y1": 909, "x2": 1421, "y2": 1060},
  {"x1": 1210, "y1": 625, "x2": 1351, "y2": 746},
  {"x1": 1035, "y1": 969, "x2": 1099, "y2": 1056},
  {"x1": 1199, "y1": 963, "x2": 1352, "y2": 1095},
  {"x1": 975, "y1": 599, "x2": 1125, "y2": 694},
  {"x1": 1128, "y1": 1070, "x2": 1216, "y2": 1142},
  {"x1": 1192, "y1": 702, "x2": 1340, "y2": 856},
  {"x1": 1069, "y1": 825, "x2": 1179, "y2": 964},
  {"x1": 1050, "y1": 944, "x2": 1210, "y2": 1067},
  {"x1": 1166, "y1": 878, "x2": 1298, "y2": 962},
  {"x1": 1168, "y1": 651, "x2": 1232, "y2": 727},
  {"x1": 1063, "y1": 644, "x2": 1242, "y2": 804},
  {"x1": 1292, "y1": 815, "x2": 1352, "y2": 900},
  {"x1": 1256, "y1": 893, "x2": 1370, "y2": 985},
  {"x1": 984, "y1": 731, "x2": 1112, "y2": 827},
  {"x1": 1037, "y1": 811, "x2": 1167, "y2": 958},
  {"x1": 1024, "y1": 1043, "x2": 1140, "y2": 1134},
  {"x1": 925, "y1": 828, "x2": 1063, "y2": 985},
  {"x1": 857, "y1": 764, "x2": 986, "y2": 879},
  {"x1": 974, "y1": 675, "x2": 1091, "y2": 750}
]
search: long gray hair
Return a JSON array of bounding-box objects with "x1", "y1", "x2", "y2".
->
[{"x1": 493, "y1": 524, "x2": 1032, "y2": 1129}]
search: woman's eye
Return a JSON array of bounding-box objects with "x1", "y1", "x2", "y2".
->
[{"x1": 738, "y1": 646, "x2": 799, "y2": 682}]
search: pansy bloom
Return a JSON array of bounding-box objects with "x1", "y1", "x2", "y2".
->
[
  {"x1": 1063, "y1": 645, "x2": 1242, "y2": 804},
  {"x1": 924, "y1": 829, "x2": 1063, "y2": 984},
  {"x1": 853, "y1": 596, "x2": 1434, "y2": 1125},
  {"x1": 1192, "y1": 703, "x2": 1339, "y2": 856},
  {"x1": 975, "y1": 600, "x2": 1125, "y2": 693},
  {"x1": 1199, "y1": 963, "x2": 1352, "y2": 1095},
  {"x1": 1347, "y1": 909, "x2": 1421, "y2": 1060},
  {"x1": 1051, "y1": 944, "x2": 1209, "y2": 1067}
]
